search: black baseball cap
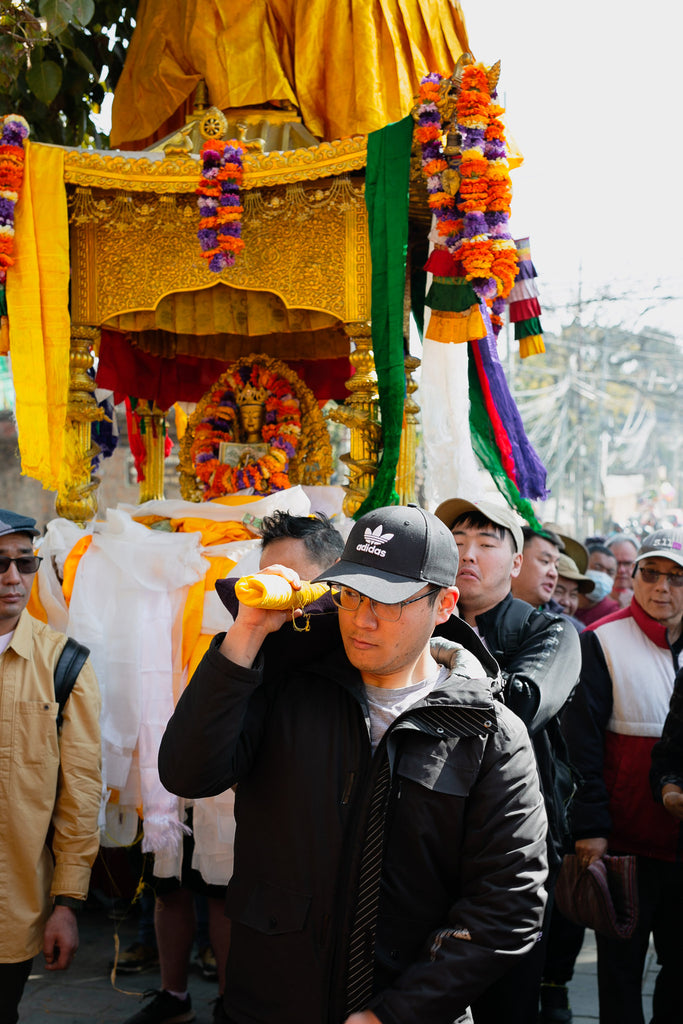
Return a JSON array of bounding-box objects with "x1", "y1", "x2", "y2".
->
[
  {"x1": 312, "y1": 504, "x2": 458, "y2": 602},
  {"x1": 0, "y1": 510, "x2": 40, "y2": 539}
]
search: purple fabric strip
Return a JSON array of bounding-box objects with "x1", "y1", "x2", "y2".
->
[
  {"x1": 514, "y1": 260, "x2": 537, "y2": 281},
  {"x1": 477, "y1": 304, "x2": 549, "y2": 499}
]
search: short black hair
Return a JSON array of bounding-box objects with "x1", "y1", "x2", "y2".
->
[
  {"x1": 260, "y1": 511, "x2": 344, "y2": 571},
  {"x1": 587, "y1": 544, "x2": 616, "y2": 560},
  {"x1": 451, "y1": 510, "x2": 516, "y2": 553},
  {"x1": 522, "y1": 525, "x2": 563, "y2": 551}
]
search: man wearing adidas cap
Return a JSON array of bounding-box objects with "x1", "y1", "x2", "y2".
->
[{"x1": 160, "y1": 503, "x2": 548, "y2": 1024}]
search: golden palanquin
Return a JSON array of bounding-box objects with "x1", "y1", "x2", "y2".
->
[{"x1": 11, "y1": 1, "x2": 473, "y2": 522}]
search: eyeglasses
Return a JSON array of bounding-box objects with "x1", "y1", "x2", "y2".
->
[
  {"x1": 330, "y1": 585, "x2": 440, "y2": 622},
  {"x1": 0, "y1": 555, "x2": 42, "y2": 575},
  {"x1": 637, "y1": 567, "x2": 683, "y2": 588}
]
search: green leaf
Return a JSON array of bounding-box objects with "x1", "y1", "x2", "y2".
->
[
  {"x1": 71, "y1": 46, "x2": 97, "y2": 77},
  {"x1": 26, "y1": 57, "x2": 63, "y2": 105},
  {"x1": 39, "y1": 0, "x2": 74, "y2": 37},
  {"x1": 71, "y1": 0, "x2": 95, "y2": 27}
]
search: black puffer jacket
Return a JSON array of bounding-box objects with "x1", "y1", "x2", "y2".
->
[
  {"x1": 437, "y1": 595, "x2": 581, "y2": 866},
  {"x1": 159, "y1": 614, "x2": 548, "y2": 1024}
]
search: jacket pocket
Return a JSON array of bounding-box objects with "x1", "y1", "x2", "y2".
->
[
  {"x1": 398, "y1": 750, "x2": 477, "y2": 796},
  {"x1": 13, "y1": 701, "x2": 60, "y2": 766},
  {"x1": 228, "y1": 879, "x2": 311, "y2": 935}
]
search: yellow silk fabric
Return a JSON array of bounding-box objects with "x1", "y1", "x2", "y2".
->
[
  {"x1": 235, "y1": 573, "x2": 328, "y2": 609},
  {"x1": 26, "y1": 576, "x2": 48, "y2": 623},
  {"x1": 182, "y1": 554, "x2": 235, "y2": 677},
  {"x1": 62, "y1": 535, "x2": 94, "y2": 605},
  {"x1": 6, "y1": 143, "x2": 71, "y2": 490},
  {"x1": 111, "y1": 0, "x2": 469, "y2": 146}
]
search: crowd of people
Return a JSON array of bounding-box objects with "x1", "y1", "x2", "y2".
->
[{"x1": 0, "y1": 498, "x2": 681, "y2": 1024}]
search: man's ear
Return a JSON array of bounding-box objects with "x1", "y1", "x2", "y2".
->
[
  {"x1": 510, "y1": 551, "x2": 523, "y2": 579},
  {"x1": 435, "y1": 587, "x2": 459, "y2": 624}
]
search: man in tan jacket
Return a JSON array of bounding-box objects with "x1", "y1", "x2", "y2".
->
[{"x1": 0, "y1": 509, "x2": 101, "y2": 1023}]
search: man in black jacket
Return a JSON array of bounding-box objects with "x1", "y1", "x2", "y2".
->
[
  {"x1": 434, "y1": 497, "x2": 581, "y2": 1024},
  {"x1": 159, "y1": 504, "x2": 548, "y2": 1024}
]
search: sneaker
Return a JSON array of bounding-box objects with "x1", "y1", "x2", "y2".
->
[
  {"x1": 538, "y1": 982, "x2": 572, "y2": 1023},
  {"x1": 122, "y1": 990, "x2": 195, "y2": 1024},
  {"x1": 195, "y1": 944, "x2": 218, "y2": 980},
  {"x1": 111, "y1": 942, "x2": 159, "y2": 974}
]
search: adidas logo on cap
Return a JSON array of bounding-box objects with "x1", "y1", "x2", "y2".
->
[{"x1": 356, "y1": 524, "x2": 394, "y2": 558}]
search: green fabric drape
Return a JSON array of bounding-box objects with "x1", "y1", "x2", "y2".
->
[{"x1": 355, "y1": 115, "x2": 413, "y2": 518}]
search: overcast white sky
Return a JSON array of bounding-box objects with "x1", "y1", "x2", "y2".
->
[{"x1": 463, "y1": 1, "x2": 683, "y2": 336}]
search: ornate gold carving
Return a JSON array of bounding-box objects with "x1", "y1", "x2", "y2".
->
[
  {"x1": 56, "y1": 325, "x2": 106, "y2": 524},
  {"x1": 236, "y1": 120, "x2": 265, "y2": 153},
  {"x1": 327, "y1": 322, "x2": 380, "y2": 517},
  {"x1": 63, "y1": 137, "x2": 368, "y2": 193},
  {"x1": 178, "y1": 354, "x2": 333, "y2": 502},
  {"x1": 200, "y1": 106, "x2": 229, "y2": 140},
  {"x1": 396, "y1": 355, "x2": 421, "y2": 505},
  {"x1": 67, "y1": 178, "x2": 370, "y2": 326}
]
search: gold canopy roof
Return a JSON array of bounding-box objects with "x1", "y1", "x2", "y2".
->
[{"x1": 111, "y1": 0, "x2": 470, "y2": 148}]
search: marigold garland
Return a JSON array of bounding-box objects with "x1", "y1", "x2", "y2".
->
[
  {"x1": 196, "y1": 139, "x2": 246, "y2": 273},
  {"x1": 0, "y1": 115, "x2": 30, "y2": 346},
  {"x1": 190, "y1": 362, "x2": 302, "y2": 499},
  {"x1": 416, "y1": 65, "x2": 518, "y2": 321}
]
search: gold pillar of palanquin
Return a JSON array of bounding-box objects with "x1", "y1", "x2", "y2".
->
[
  {"x1": 132, "y1": 400, "x2": 168, "y2": 503},
  {"x1": 55, "y1": 325, "x2": 106, "y2": 524},
  {"x1": 396, "y1": 355, "x2": 420, "y2": 505},
  {"x1": 327, "y1": 322, "x2": 381, "y2": 517}
]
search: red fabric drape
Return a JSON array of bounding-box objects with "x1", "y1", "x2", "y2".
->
[{"x1": 96, "y1": 330, "x2": 351, "y2": 408}]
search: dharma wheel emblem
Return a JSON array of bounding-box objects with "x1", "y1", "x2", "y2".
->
[{"x1": 199, "y1": 107, "x2": 228, "y2": 140}]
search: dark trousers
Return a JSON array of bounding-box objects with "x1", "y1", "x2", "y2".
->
[
  {"x1": 0, "y1": 959, "x2": 33, "y2": 1024},
  {"x1": 596, "y1": 856, "x2": 683, "y2": 1024},
  {"x1": 542, "y1": 903, "x2": 585, "y2": 984},
  {"x1": 470, "y1": 864, "x2": 560, "y2": 1024}
]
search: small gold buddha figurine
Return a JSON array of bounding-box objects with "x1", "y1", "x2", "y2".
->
[{"x1": 236, "y1": 382, "x2": 268, "y2": 443}]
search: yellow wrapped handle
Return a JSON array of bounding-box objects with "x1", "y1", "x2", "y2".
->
[{"x1": 234, "y1": 574, "x2": 329, "y2": 610}]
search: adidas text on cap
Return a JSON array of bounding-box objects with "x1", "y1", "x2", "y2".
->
[{"x1": 312, "y1": 504, "x2": 459, "y2": 603}]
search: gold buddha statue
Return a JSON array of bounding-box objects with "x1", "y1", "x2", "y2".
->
[{"x1": 236, "y1": 382, "x2": 268, "y2": 444}]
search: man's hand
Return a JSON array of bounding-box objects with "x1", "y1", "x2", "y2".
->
[
  {"x1": 662, "y1": 784, "x2": 683, "y2": 821},
  {"x1": 43, "y1": 905, "x2": 79, "y2": 970},
  {"x1": 575, "y1": 836, "x2": 608, "y2": 868},
  {"x1": 344, "y1": 1013, "x2": 382, "y2": 1024},
  {"x1": 220, "y1": 565, "x2": 303, "y2": 667}
]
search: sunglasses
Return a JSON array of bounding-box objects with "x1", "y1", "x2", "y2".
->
[
  {"x1": 637, "y1": 567, "x2": 683, "y2": 588},
  {"x1": 0, "y1": 555, "x2": 43, "y2": 575}
]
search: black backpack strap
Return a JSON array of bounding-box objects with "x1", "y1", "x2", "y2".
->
[{"x1": 54, "y1": 638, "x2": 90, "y2": 730}]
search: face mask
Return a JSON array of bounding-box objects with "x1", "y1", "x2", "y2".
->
[{"x1": 585, "y1": 570, "x2": 613, "y2": 603}]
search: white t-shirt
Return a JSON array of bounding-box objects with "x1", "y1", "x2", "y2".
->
[
  {"x1": 0, "y1": 630, "x2": 14, "y2": 656},
  {"x1": 364, "y1": 661, "x2": 449, "y2": 753}
]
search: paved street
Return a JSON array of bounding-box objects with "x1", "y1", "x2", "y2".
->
[{"x1": 18, "y1": 900, "x2": 658, "y2": 1023}]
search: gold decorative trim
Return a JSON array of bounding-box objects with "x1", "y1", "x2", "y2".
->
[
  {"x1": 67, "y1": 177, "x2": 370, "y2": 326},
  {"x1": 63, "y1": 137, "x2": 368, "y2": 193}
]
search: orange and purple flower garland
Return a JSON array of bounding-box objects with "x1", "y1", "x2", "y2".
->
[
  {"x1": 0, "y1": 115, "x2": 30, "y2": 339},
  {"x1": 415, "y1": 66, "x2": 517, "y2": 323},
  {"x1": 196, "y1": 139, "x2": 246, "y2": 273},
  {"x1": 191, "y1": 363, "x2": 302, "y2": 499}
]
